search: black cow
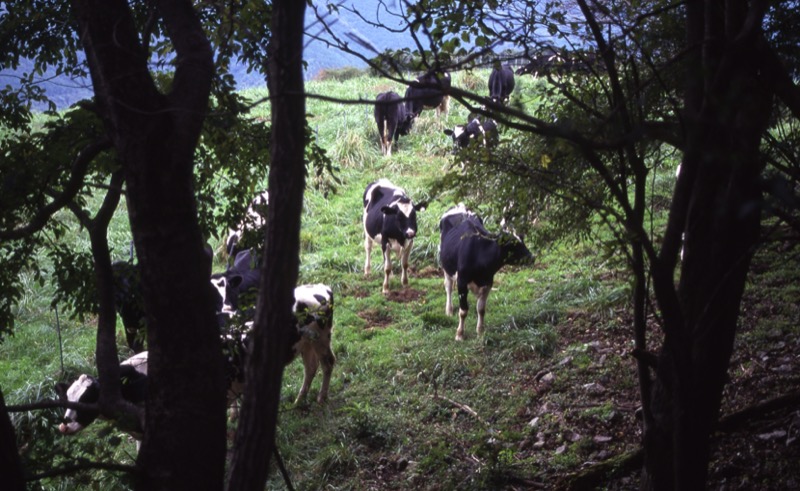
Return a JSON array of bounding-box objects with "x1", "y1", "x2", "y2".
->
[
  {"x1": 225, "y1": 191, "x2": 269, "y2": 258},
  {"x1": 443, "y1": 116, "x2": 499, "y2": 150},
  {"x1": 55, "y1": 351, "x2": 148, "y2": 438},
  {"x1": 363, "y1": 179, "x2": 426, "y2": 294},
  {"x1": 405, "y1": 70, "x2": 451, "y2": 118},
  {"x1": 111, "y1": 260, "x2": 146, "y2": 353},
  {"x1": 439, "y1": 204, "x2": 534, "y2": 340},
  {"x1": 374, "y1": 91, "x2": 414, "y2": 156},
  {"x1": 488, "y1": 65, "x2": 515, "y2": 105}
]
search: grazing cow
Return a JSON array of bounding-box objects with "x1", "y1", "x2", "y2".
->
[
  {"x1": 439, "y1": 205, "x2": 534, "y2": 340},
  {"x1": 374, "y1": 91, "x2": 414, "y2": 156},
  {"x1": 363, "y1": 179, "x2": 426, "y2": 294},
  {"x1": 405, "y1": 70, "x2": 451, "y2": 118},
  {"x1": 488, "y1": 65, "x2": 515, "y2": 105},
  {"x1": 443, "y1": 116, "x2": 499, "y2": 150},
  {"x1": 225, "y1": 191, "x2": 269, "y2": 257},
  {"x1": 55, "y1": 351, "x2": 148, "y2": 437}
]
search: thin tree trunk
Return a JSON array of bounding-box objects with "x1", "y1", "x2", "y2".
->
[
  {"x1": 71, "y1": 1, "x2": 226, "y2": 489},
  {"x1": 226, "y1": 1, "x2": 307, "y2": 489},
  {"x1": 0, "y1": 388, "x2": 25, "y2": 491}
]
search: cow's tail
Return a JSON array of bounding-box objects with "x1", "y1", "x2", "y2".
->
[{"x1": 382, "y1": 119, "x2": 391, "y2": 156}]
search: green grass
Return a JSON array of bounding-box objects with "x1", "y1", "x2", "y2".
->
[{"x1": 8, "y1": 67, "x2": 790, "y2": 490}]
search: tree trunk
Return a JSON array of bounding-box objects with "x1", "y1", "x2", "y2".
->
[
  {"x1": 0, "y1": 387, "x2": 25, "y2": 491},
  {"x1": 642, "y1": 3, "x2": 773, "y2": 488},
  {"x1": 226, "y1": 1, "x2": 307, "y2": 489},
  {"x1": 71, "y1": 1, "x2": 227, "y2": 490}
]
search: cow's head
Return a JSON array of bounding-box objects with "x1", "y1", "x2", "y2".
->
[
  {"x1": 55, "y1": 375, "x2": 100, "y2": 435},
  {"x1": 381, "y1": 197, "x2": 426, "y2": 239},
  {"x1": 211, "y1": 273, "x2": 244, "y2": 317},
  {"x1": 444, "y1": 118, "x2": 485, "y2": 151},
  {"x1": 497, "y1": 231, "x2": 535, "y2": 266}
]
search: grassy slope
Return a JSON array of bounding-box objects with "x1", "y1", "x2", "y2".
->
[{"x1": 2, "y1": 70, "x2": 798, "y2": 490}]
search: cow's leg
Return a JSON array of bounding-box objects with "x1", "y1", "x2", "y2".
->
[
  {"x1": 400, "y1": 239, "x2": 413, "y2": 287},
  {"x1": 455, "y1": 282, "x2": 469, "y2": 341},
  {"x1": 444, "y1": 272, "x2": 455, "y2": 316},
  {"x1": 317, "y1": 348, "x2": 336, "y2": 403},
  {"x1": 295, "y1": 351, "x2": 319, "y2": 404},
  {"x1": 364, "y1": 231, "x2": 372, "y2": 276},
  {"x1": 475, "y1": 284, "x2": 492, "y2": 336},
  {"x1": 382, "y1": 245, "x2": 393, "y2": 294}
]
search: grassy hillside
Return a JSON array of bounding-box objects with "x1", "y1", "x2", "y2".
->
[{"x1": 2, "y1": 69, "x2": 798, "y2": 490}]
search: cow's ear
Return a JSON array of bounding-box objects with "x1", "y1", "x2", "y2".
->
[
  {"x1": 443, "y1": 129, "x2": 454, "y2": 136},
  {"x1": 415, "y1": 201, "x2": 428, "y2": 212},
  {"x1": 55, "y1": 382, "x2": 68, "y2": 398},
  {"x1": 381, "y1": 205, "x2": 399, "y2": 215},
  {"x1": 229, "y1": 275, "x2": 243, "y2": 288}
]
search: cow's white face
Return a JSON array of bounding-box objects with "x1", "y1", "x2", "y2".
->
[
  {"x1": 211, "y1": 276, "x2": 231, "y2": 313},
  {"x1": 58, "y1": 374, "x2": 98, "y2": 434}
]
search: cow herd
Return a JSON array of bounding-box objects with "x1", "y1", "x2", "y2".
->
[
  {"x1": 374, "y1": 65, "x2": 515, "y2": 156},
  {"x1": 55, "y1": 66, "x2": 538, "y2": 444}
]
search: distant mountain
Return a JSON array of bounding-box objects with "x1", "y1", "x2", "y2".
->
[{"x1": 0, "y1": 1, "x2": 415, "y2": 109}]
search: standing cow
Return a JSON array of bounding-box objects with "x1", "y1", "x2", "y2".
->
[
  {"x1": 211, "y1": 251, "x2": 336, "y2": 405},
  {"x1": 439, "y1": 204, "x2": 534, "y2": 340},
  {"x1": 363, "y1": 179, "x2": 426, "y2": 294},
  {"x1": 405, "y1": 70, "x2": 451, "y2": 118},
  {"x1": 374, "y1": 91, "x2": 414, "y2": 157},
  {"x1": 488, "y1": 65, "x2": 515, "y2": 105}
]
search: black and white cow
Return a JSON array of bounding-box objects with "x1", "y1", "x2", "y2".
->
[
  {"x1": 55, "y1": 351, "x2": 148, "y2": 437},
  {"x1": 439, "y1": 204, "x2": 534, "y2": 340},
  {"x1": 443, "y1": 116, "x2": 499, "y2": 150},
  {"x1": 225, "y1": 191, "x2": 269, "y2": 257},
  {"x1": 288, "y1": 284, "x2": 336, "y2": 403},
  {"x1": 363, "y1": 179, "x2": 426, "y2": 294},
  {"x1": 211, "y1": 251, "x2": 336, "y2": 405},
  {"x1": 223, "y1": 283, "x2": 336, "y2": 409},
  {"x1": 374, "y1": 91, "x2": 414, "y2": 157},
  {"x1": 210, "y1": 249, "x2": 261, "y2": 321},
  {"x1": 404, "y1": 70, "x2": 451, "y2": 118},
  {"x1": 488, "y1": 65, "x2": 515, "y2": 105}
]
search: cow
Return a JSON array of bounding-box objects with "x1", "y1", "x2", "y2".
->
[
  {"x1": 362, "y1": 179, "x2": 426, "y2": 294},
  {"x1": 211, "y1": 252, "x2": 336, "y2": 405},
  {"x1": 488, "y1": 65, "x2": 515, "y2": 105},
  {"x1": 439, "y1": 204, "x2": 534, "y2": 340},
  {"x1": 210, "y1": 248, "x2": 261, "y2": 321},
  {"x1": 55, "y1": 351, "x2": 148, "y2": 438},
  {"x1": 222, "y1": 283, "x2": 336, "y2": 410},
  {"x1": 225, "y1": 190, "x2": 269, "y2": 257},
  {"x1": 515, "y1": 46, "x2": 565, "y2": 78},
  {"x1": 111, "y1": 260, "x2": 146, "y2": 353},
  {"x1": 404, "y1": 70, "x2": 451, "y2": 118},
  {"x1": 374, "y1": 91, "x2": 414, "y2": 156},
  {"x1": 443, "y1": 116, "x2": 499, "y2": 151}
]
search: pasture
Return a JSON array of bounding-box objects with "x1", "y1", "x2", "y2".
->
[{"x1": 1, "y1": 68, "x2": 798, "y2": 490}]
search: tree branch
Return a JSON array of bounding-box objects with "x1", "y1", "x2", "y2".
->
[{"x1": 0, "y1": 137, "x2": 111, "y2": 240}]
